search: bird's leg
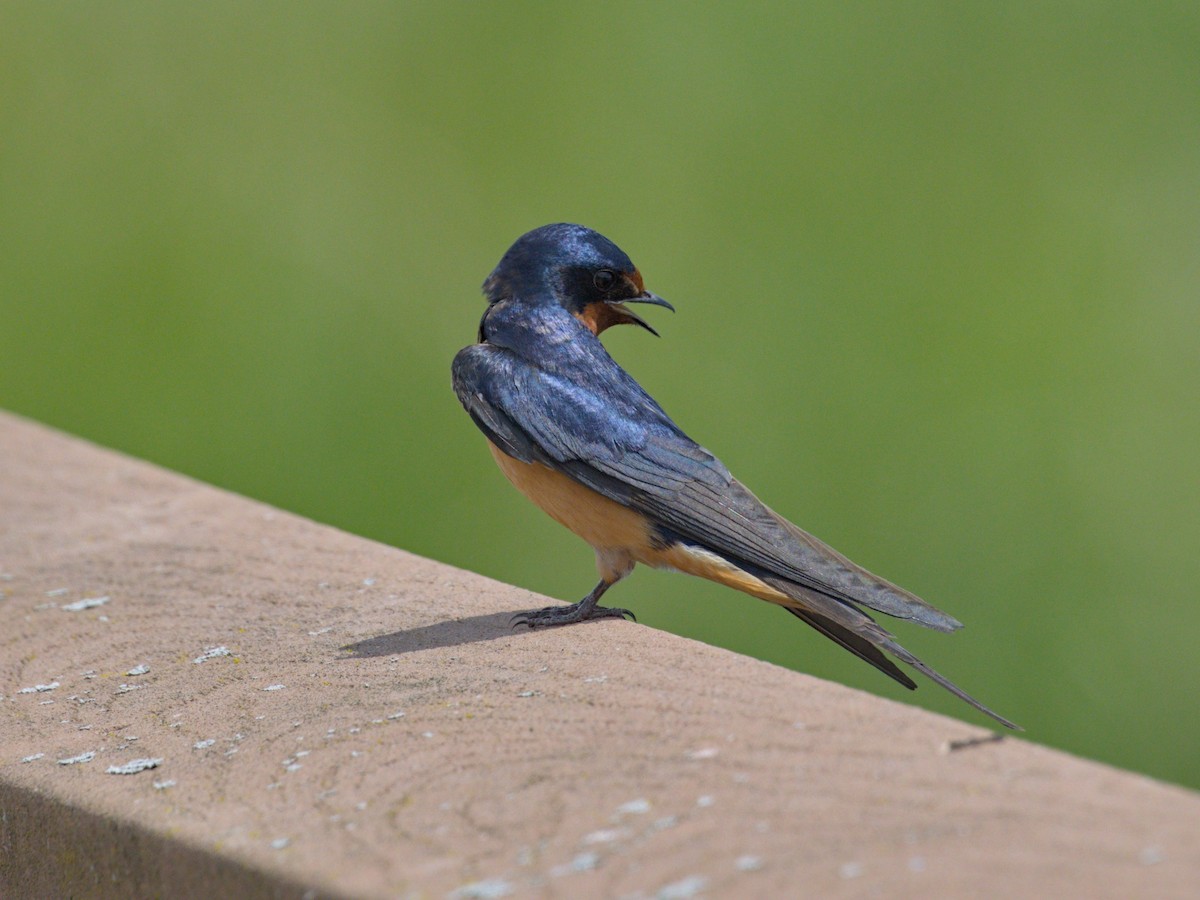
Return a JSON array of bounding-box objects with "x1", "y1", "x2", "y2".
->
[{"x1": 511, "y1": 578, "x2": 636, "y2": 629}]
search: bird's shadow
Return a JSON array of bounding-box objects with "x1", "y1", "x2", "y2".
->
[{"x1": 341, "y1": 610, "x2": 527, "y2": 658}]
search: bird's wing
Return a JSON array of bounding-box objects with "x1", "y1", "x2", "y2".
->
[{"x1": 453, "y1": 344, "x2": 959, "y2": 632}]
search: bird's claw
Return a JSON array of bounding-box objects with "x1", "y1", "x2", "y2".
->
[{"x1": 510, "y1": 603, "x2": 636, "y2": 629}]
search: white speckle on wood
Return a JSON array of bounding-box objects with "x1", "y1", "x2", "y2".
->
[
  {"x1": 57, "y1": 751, "x2": 96, "y2": 765},
  {"x1": 735, "y1": 855, "x2": 763, "y2": 872},
  {"x1": 517, "y1": 691, "x2": 537, "y2": 698},
  {"x1": 696, "y1": 795, "x2": 715, "y2": 808},
  {"x1": 271, "y1": 837, "x2": 291, "y2": 850},
  {"x1": 386, "y1": 711, "x2": 405, "y2": 719},
  {"x1": 907, "y1": 856, "x2": 926, "y2": 873},
  {"x1": 153, "y1": 780, "x2": 176, "y2": 790},
  {"x1": 617, "y1": 798, "x2": 650, "y2": 815},
  {"x1": 450, "y1": 878, "x2": 513, "y2": 899},
  {"x1": 839, "y1": 861, "x2": 863, "y2": 879},
  {"x1": 657, "y1": 875, "x2": 708, "y2": 899},
  {"x1": 263, "y1": 684, "x2": 286, "y2": 691},
  {"x1": 61, "y1": 596, "x2": 109, "y2": 611},
  {"x1": 582, "y1": 828, "x2": 628, "y2": 845},
  {"x1": 583, "y1": 674, "x2": 607, "y2": 683},
  {"x1": 21, "y1": 753, "x2": 45, "y2": 763},
  {"x1": 308, "y1": 626, "x2": 333, "y2": 635},
  {"x1": 46, "y1": 587, "x2": 70, "y2": 597},
  {"x1": 126, "y1": 664, "x2": 150, "y2": 676},
  {"x1": 1140, "y1": 846, "x2": 1165, "y2": 865},
  {"x1": 192, "y1": 646, "x2": 231, "y2": 663},
  {"x1": 19, "y1": 682, "x2": 60, "y2": 694},
  {"x1": 571, "y1": 852, "x2": 599, "y2": 871},
  {"x1": 116, "y1": 683, "x2": 142, "y2": 694},
  {"x1": 194, "y1": 739, "x2": 216, "y2": 750},
  {"x1": 106, "y1": 757, "x2": 162, "y2": 775},
  {"x1": 687, "y1": 747, "x2": 719, "y2": 760}
]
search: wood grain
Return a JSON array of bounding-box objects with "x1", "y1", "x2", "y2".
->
[{"x1": 1, "y1": 411, "x2": 1196, "y2": 898}]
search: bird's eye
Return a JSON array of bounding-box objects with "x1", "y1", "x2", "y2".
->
[{"x1": 593, "y1": 269, "x2": 616, "y2": 292}]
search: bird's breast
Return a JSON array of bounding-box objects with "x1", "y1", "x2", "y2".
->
[
  {"x1": 487, "y1": 441, "x2": 653, "y2": 551},
  {"x1": 487, "y1": 441, "x2": 800, "y2": 607}
]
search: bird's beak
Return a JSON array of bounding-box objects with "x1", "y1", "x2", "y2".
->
[
  {"x1": 625, "y1": 291, "x2": 675, "y2": 313},
  {"x1": 605, "y1": 291, "x2": 674, "y2": 337}
]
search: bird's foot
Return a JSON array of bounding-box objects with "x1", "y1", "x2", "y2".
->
[{"x1": 511, "y1": 602, "x2": 636, "y2": 629}]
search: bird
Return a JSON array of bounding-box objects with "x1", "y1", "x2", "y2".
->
[{"x1": 452, "y1": 223, "x2": 1018, "y2": 730}]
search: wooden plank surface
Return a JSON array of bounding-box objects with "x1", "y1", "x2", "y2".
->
[{"x1": 1, "y1": 410, "x2": 1196, "y2": 898}]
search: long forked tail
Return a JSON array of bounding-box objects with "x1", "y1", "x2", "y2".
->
[
  {"x1": 875, "y1": 627, "x2": 1021, "y2": 730},
  {"x1": 782, "y1": 604, "x2": 1020, "y2": 730}
]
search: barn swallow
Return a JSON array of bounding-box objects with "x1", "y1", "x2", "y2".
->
[{"x1": 452, "y1": 223, "x2": 1017, "y2": 729}]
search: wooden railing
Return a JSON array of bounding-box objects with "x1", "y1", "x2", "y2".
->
[{"x1": 1, "y1": 410, "x2": 1196, "y2": 898}]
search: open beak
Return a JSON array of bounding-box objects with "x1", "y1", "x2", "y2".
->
[
  {"x1": 605, "y1": 291, "x2": 674, "y2": 337},
  {"x1": 625, "y1": 291, "x2": 674, "y2": 312}
]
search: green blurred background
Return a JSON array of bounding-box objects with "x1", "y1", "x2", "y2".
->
[{"x1": 3, "y1": 4, "x2": 1197, "y2": 789}]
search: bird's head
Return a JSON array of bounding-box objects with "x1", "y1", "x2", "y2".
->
[{"x1": 482, "y1": 223, "x2": 673, "y2": 336}]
